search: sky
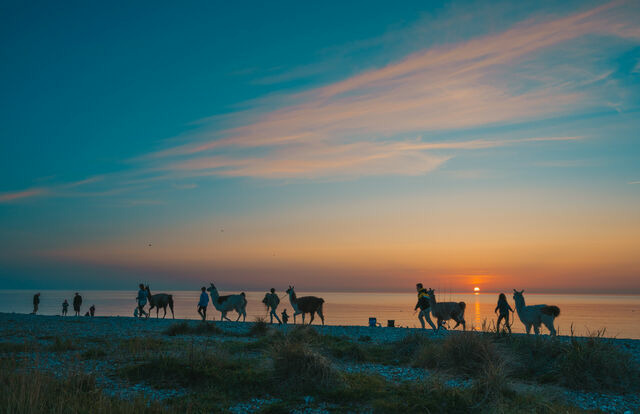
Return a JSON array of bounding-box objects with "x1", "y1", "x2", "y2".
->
[{"x1": 1, "y1": 0, "x2": 639, "y2": 293}]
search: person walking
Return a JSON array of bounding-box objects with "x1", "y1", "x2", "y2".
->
[
  {"x1": 62, "y1": 299, "x2": 69, "y2": 316},
  {"x1": 197, "y1": 286, "x2": 209, "y2": 321},
  {"x1": 32, "y1": 293, "x2": 40, "y2": 314},
  {"x1": 495, "y1": 293, "x2": 514, "y2": 333},
  {"x1": 73, "y1": 293, "x2": 82, "y2": 316},
  {"x1": 136, "y1": 284, "x2": 148, "y2": 318},
  {"x1": 89, "y1": 305, "x2": 95, "y2": 317},
  {"x1": 415, "y1": 283, "x2": 437, "y2": 330},
  {"x1": 263, "y1": 288, "x2": 282, "y2": 324}
]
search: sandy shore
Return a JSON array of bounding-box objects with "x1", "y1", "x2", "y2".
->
[
  {"x1": 3, "y1": 312, "x2": 639, "y2": 352},
  {"x1": 2, "y1": 312, "x2": 639, "y2": 413}
]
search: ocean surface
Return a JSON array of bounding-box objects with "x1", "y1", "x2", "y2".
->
[{"x1": 1, "y1": 290, "x2": 639, "y2": 339}]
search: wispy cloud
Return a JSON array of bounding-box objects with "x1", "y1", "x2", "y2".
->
[
  {"x1": 0, "y1": 188, "x2": 46, "y2": 203},
  {"x1": 139, "y1": 1, "x2": 637, "y2": 180},
  {"x1": 629, "y1": 181, "x2": 640, "y2": 185}
]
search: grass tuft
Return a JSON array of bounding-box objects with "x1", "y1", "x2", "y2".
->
[
  {"x1": 249, "y1": 317, "x2": 269, "y2": 337},
  {"x1": 49, "y1": 337, "x2": 77, "y2": 352},
  {"x1": 271, "y1": 340, "x2": 342, "y2": 392},
  {"x1": 0, "y1": 359, "x2": 169, "y2": 413},
  {"x1": 164, "y1": 321, "x2": 222, "y2": 337}
]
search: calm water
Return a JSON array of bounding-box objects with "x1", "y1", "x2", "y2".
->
[{"x1": 1, "y1": 290, "x2": 639, "y2": 339}]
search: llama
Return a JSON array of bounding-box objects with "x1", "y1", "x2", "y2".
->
[
  {"x1": 207, "y1": 283, "x2": 247, "y2": 322},
  {"x1": 286, "y1": 286, "x2": 324, "y2": 325},
  {"x1": 145, "y1": 286, "x2": 174, "y2": 319},
  {"x1": 426, "y1": 288, "x2": 466, "y2": 331},
  {"x1": 512, "y1": 289, "x2": 559, "y2": 336}
]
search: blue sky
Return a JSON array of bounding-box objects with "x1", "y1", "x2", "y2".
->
[{"x1": 1, "y1": 0, "x2": 639, "y2": 292}]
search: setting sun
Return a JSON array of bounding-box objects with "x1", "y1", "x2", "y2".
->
[{"x1": 474, "y1": 287, "x2": 480, "y2": 292}]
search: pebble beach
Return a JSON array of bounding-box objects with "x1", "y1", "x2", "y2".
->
[{"x1": 1, "y1": 312, "x2": 639, "y2": 413}]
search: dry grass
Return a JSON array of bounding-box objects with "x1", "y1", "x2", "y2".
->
[
  {"x1": 271, "y1": 340, "x2": 342, "y2": 392},
  {"x1": 248, "y1": 317, "x2": 269, "y2": 337},
  {"x1": 0, "y1": 359, "x2": 170, "y2": 413},
  {"x1": 163, "y1": 321, "x2": 222, "y2": 337}
]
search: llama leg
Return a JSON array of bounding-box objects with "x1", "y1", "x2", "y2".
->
[
  {"x1": 156, "y1": 308, "x2": 159, "y2": 318},
  {"x1": 308, "y1": 311, "x2": 315, "y2": 325},
  {"x1": 526, "y1": 324, "x2": 531, "y2": 334},
  {"x1": 163, "y1": 307, "x2": 167, "y2": 319},
  {"x1": 318, "y1": 308, "x2": 324, "y2": 325},
  {"x1": 534, "y1": 324, "x2": 540, "y2": 335},
  {"x1": 543, "y1": 317, "x2": 556, "y2": 336}
]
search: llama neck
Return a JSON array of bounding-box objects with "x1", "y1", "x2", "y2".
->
[
  {"x1": 514, "y1": 297, "x2": 525, "y2": 313},
  {"x1": 288, "y1": 291, "x2": 299, "y2": 309},
  {"x1": 428, "y1": 294, "x2": 437, "y2": 307}
]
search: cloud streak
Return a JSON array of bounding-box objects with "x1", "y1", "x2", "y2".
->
[
  {"x1": 0, "y1": 188, "x2": 46, "y2": 203},
  {"x1": 140, "y1": 1, "x2": 637, "y2": 180}
]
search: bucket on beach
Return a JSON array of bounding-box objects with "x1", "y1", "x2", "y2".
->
[
  {"x1": 368, "y1": 317, "x2": 377, "y2": 327},
  {"x1": 387, "y1": 320, "x2": 395, "y2": 328}
]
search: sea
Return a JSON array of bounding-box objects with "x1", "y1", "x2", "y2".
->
[{"x1": 1, "y1": 290, "x2": 639, "y2": 339}]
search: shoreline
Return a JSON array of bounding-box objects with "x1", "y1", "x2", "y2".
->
[{"x1": 3, "y1": 311, "x2": 640, "y2": 349}]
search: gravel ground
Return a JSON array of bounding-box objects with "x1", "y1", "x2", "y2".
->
[{"x1": 1, "y1": 312, "x2": 639, "y2": 412}]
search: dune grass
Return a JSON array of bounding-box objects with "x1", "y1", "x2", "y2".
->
[
  {"x1": 0, "y1": 359, "x2": 171, "y2": 414},
  {"x1": 163, "y1": 321, "x2": 223, "y2": 337}
]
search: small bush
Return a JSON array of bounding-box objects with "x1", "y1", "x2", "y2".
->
[
  {"x1": 192, "y1": 322, "x2": 223, "y2": 335},
  {"x1": 271, "y1": 340, "x2": 341, "y2": 392},
  {"x1": 81, "y1": 348, "x2": 108, "y2": 359},
  {"x1": 249, "y1": 317, "x2": 269, "y2": 337},
  {"x1": 413, "y1": 332, "x2": 505, "y2": 378},
  {"x1": 164, "y1": 321, "x2": 222, "y2": 337},
  {"x1": 120, "y1": 337, "x2": 166, "y2": 354},
  {"x1": 287, "y1": 325, "x2": 320, "y2": 342},
  {"x1": 49, "y1": 337, "x2": 77, "y2": 352},
  {"x1": 557, "y1": 337, "x2": 640, "y2": 392},
  {"x1": 163, "y1": 322, "x2": 190, "y2": 336},
  {"x1": 0, "y1": 342, "x2": 39, "y2": 353}
]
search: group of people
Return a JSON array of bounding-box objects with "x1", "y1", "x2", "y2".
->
[
  {"x1": 193, "y1": 286, "x2": 289, "y2": 324},
  {"x1": 133, "y1": 284, "x2": 292, "y2": 324},
  {"x1": 31, "y1": 284, "x2": 514, "y2": 330},
  {"x1": 31, "y1": 292, "x2": 95, "y2": 317},
  {"x1": 414, "y1": 283, "x2": 514, "y2": 332}
]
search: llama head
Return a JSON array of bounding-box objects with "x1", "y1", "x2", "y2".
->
[
  {"x1": 426, "y1": 288, "x2": 435, "y2": 299},
  {"x1": 286, "y1": 285, "x2": 294, "y2": 294},
  {"x1": 207, "y1": 283, "x2": 216, "y2": 293},
  {"x1": 512, "y1": 289, "x2": 525, "y2": 306}
]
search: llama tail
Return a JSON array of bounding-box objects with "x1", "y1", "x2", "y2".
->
[
  {"x1": 459, "y1": 302, "x2": 466, "y2": 311},
  {"x1": 541, "y1": 305, "x2": 560, "y2": 317}
]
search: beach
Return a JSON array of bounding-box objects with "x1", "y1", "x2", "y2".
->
[{"x1": 1, "y1": 312, "x2": 639, "y2": 413}]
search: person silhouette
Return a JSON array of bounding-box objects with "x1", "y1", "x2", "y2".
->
[
  {"x1": 263, "y1": 288, "x2": 282, "y2": 324},
  {"x1": 73, "y1": 293, "x2": 82, "y2": 316},
  {"x1": 62, "y1": 299, "x2": 69, "y2": 316},
  {"x1": 415, "y1": 283, "x2": 436, "y2": 330},
  {"x1": 32, "y1": 293, "x2": 40, "y2": 314},
  {"x1": 197, "y1": 287, "x2": 209, "y2": 321}
]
